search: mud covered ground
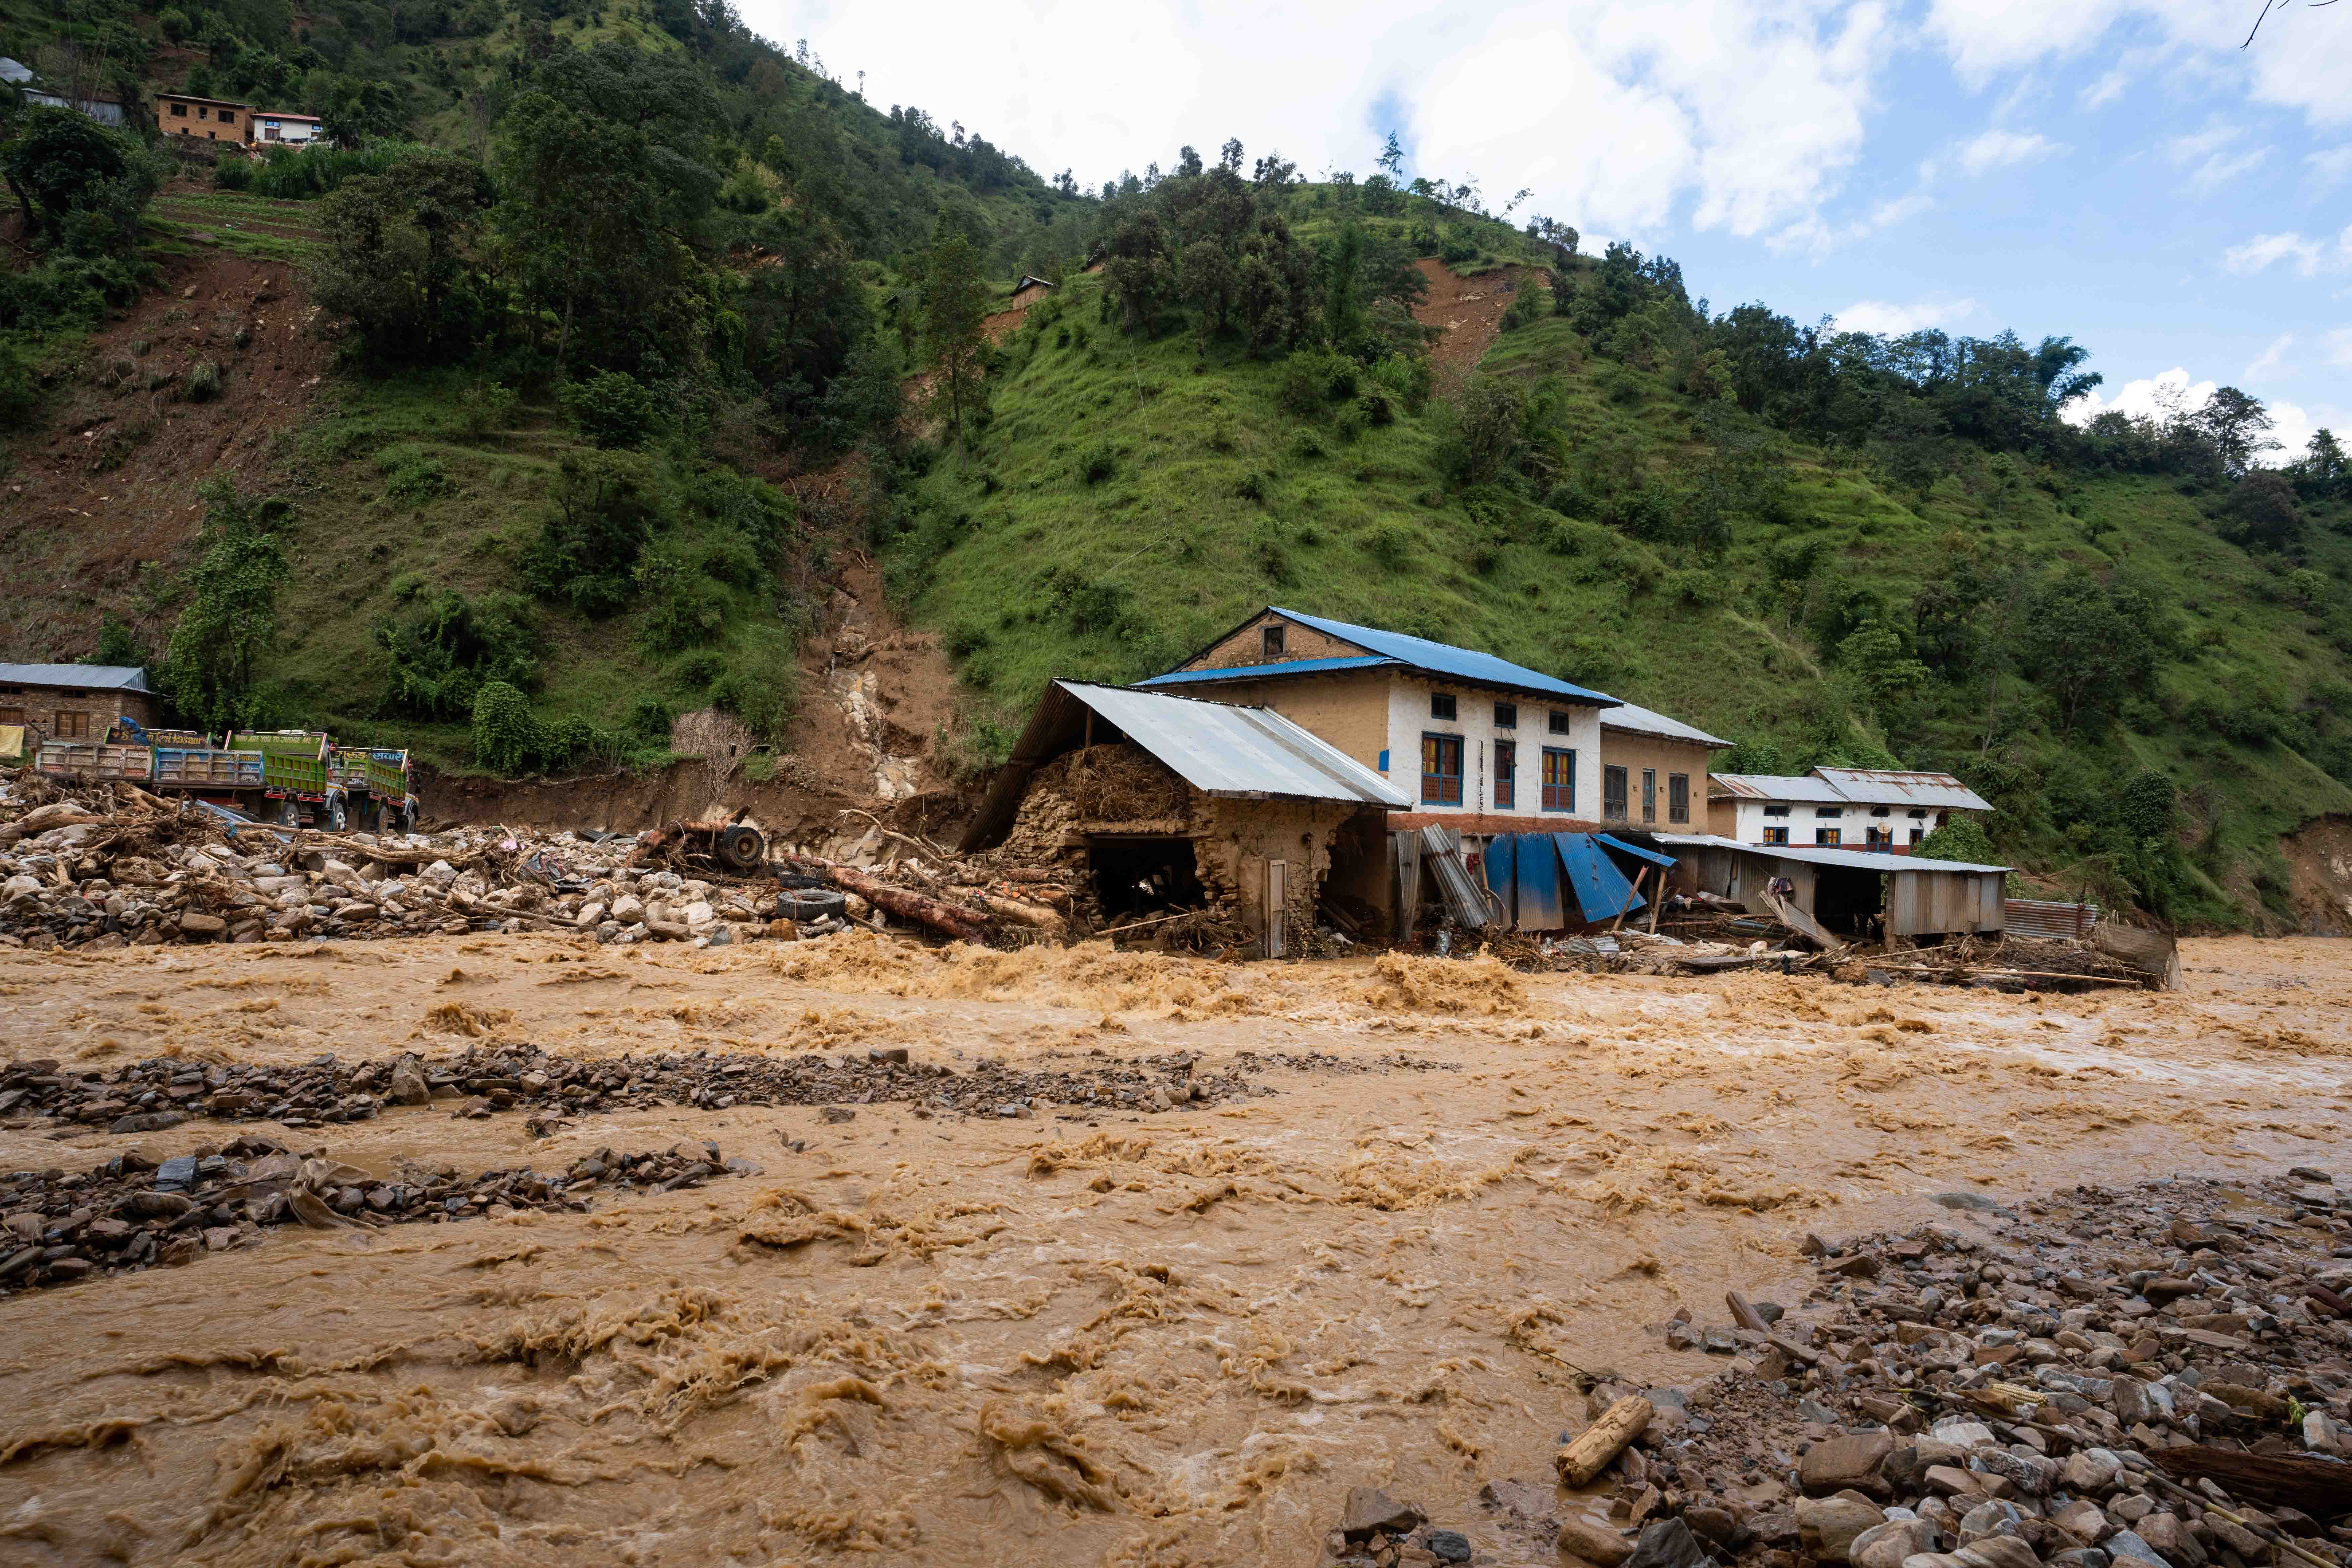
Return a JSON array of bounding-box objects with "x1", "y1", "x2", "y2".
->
[{"x1": 0, "y1": 934, "x2": 2345, "y2": 1567}]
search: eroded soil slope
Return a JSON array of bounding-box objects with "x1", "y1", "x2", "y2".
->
[
  {"x1": 0, "y1": 249, "x2": 322, "y2": 660},
  {"x1": 0, "y1": 935, "x2": 2345, "y2": 1566}
]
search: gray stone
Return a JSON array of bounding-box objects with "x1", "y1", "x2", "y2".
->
[
  {"x1": 2049, "y1": 1555, "x2": 2110, "y2": 1568},
  {"x1": 2133, "y1": 1514, "x2": 2202, "y2": 1568},
  {"x1": 387, "y1": 1056, "x2": 431, "y2": 1107},
  {"x1": 1624, "y1": 1517, "x2": 1710, "y2": 1568},
  {"x1": 1428, "y1": 1530, "x2": 1471, "y2": 1563},
  {"x1": 2049, "y1": 1501, "x2": 2112, "y2": 1546},
  {"x1": 1559, "y1": 1511, "x2": 1636, "y2": 1567},
  {"x1": 1977, "y1": 1448, "x2": 2056, "y2": 1497},
  {"x1": 2103, "y1": 1532, "x2": 2170, "y2": 1568},
  {"x1": 1958, "y1": 1502, "x2": 2026, "y2": 1542},
  {"x1": 2060, "y1": 1449, "x2": 2123, "y2": 1494},
  {"x1": 1341, "y1": 1487, "x2": 1425, "y2": 1543},
  {"x1": 1798, "y1": 1495, "x2": 1889, "y2": 1562},
  {"x1": 1934, "y1": 1192, "x2": 2006, "y2": 1211},
  {"x1": 155, "y1": 1156, "x2": 198, "y2": 1189},
  {"x1": 1801, "y1": 1429, "x2": 1896, "y2": 1498},
  {"x1": 1854, "y1": 1521, "x2": 1945, "y2": 1568},
  {"x1": 1958, "y1": 1537, "x2": 2044, "y2": 1568},
  {"x1": 2290, "y1": 1166, "x2": 2333, "y2": 1183}
]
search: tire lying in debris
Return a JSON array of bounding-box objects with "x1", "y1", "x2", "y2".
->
[
  {"x1": 777, "y1": 889, "x2": 847, "y2": 921},
  {"x1": 717, "y1": 824, "x2": 764, "y2": 872}
]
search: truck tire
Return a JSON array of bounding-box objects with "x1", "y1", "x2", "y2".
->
[
  {"x1": 777, "y1": 889, "x2": 846, "y2": 922},
  {"x1": 329, "y1": 798, "x2": 348, "y2": 832},
  {"x1": 718, "y1": 824, "x2": 765, "y2": 872},
  {"x1": 278, "y1": 799, "x2": 300, "y2": 828}
]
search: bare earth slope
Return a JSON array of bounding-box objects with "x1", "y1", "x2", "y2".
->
[{"x1": 0, "y1": 935, "x2": 2344, "y2": 1565}]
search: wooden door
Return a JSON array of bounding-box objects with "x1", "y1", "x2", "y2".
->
[{"x1": 1265, "y1": 859, "x2": 1288, "y2": 958}]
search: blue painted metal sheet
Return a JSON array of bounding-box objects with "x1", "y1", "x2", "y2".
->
[
  {"x1": 1135, "y1": 655, "x2": 1399, "y2": 687},
  {"x1": 1482, "y1": 836, "x2": 1516, "y2": 928},
  {"x1": 1514, "y1": 833, "x2": 1564, "y2": 929},
  {"x1": 1267, "y1": 607, "x2": 1621, "y2": 707},
  {"x1": 1595, "y1": 832, "x2": 1677, "y2": 869},
  {"x1": 1556, "y1": 833, "x2": 1644, "y2": 922}
]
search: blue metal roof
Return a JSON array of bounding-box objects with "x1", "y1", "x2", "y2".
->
[
  {"x1": 1135, "y1": 655, "x2": 1398, "y2": 688},
  {"x1": 1595, "y1": 832, "x2": 1678, "y2": 869},
  {"x1": 1263, "y1": 607, "x2": 1621, "y2": 707}
]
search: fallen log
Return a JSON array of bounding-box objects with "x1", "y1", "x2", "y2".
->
[
  {"x1": 814, "y1": 860, "x2": 989, "y2": 943},
  {"x1": 975, "y1": 893, "x2": 1067, "y2": 943},
  {"x1": 2150, "y1": 1446, "x2": 2352, "y2": 1519},
  {"x1": 1726, "y1": 1291, "x2": 1768, "y2": 1332},
  {"x1": 1556, "y1": 1394, "x2": 1654, "y2": 1487}
]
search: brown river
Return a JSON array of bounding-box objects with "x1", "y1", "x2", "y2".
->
[{"x1": 0, "y1": 934, "x2": 2345, "y2": 1566}]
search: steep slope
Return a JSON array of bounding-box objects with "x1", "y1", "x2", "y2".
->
[{"x1": 890, "y1": 263, "x2": 2352, "y2": 926}]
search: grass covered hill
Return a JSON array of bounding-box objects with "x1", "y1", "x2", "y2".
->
[{"x1": 2, "y1": 0, "x2": 2348, "y2": 927}]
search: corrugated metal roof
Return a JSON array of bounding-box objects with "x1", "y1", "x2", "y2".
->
[
  {"x1": 1811, "y1": 768, "x2": 1993, "y2": 811},
  {"x1": 1653, "y1": 832, "x2": 2009, "y2": 875},
  {"x1": 1058, "y1": 682, "x2": 1410, "y2": 805},
  {"x1": 1135, "y1": 655, "x2": 1399, "y2": 688},
  {"x1": 1709, "y1": 773, "x2": 1848, "y2": 804},
  {"x1": 1261, "y1": 607, "x2": 1621, "y2": 706},
  {"x1": 0, "y1": 663, "x2": 155, "y2": 694},
  {"x1": 1600, "y1": 700, "x2": 1731, "y2": 747}
]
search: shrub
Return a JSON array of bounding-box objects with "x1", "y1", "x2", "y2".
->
[
  {"x1": 1077, "y1": 442, "x2": 1116, "y2": 485},
  {"x1": 1277, "y1": 357, "x2": 1326, "y2": 419},
  {"x1": 1333, "y1": 404, "x2": 1368, "y2": 444},
  {"x1": 521, "y1": 452, "x2": 666, "y2": 616},
  {"x1": 212, "y1": 153, "x2": 253, "y2": 192},
  {"x1": 249, "y1": 141, "x2": 435, "y2": 200},
  {"x1": 560, "y1": 370, "x2": 663, "y2": 449},
  {"x1": 1364, "y1": 522, "x2": 1414, "y2": 571},
  {"x1": 632, "y1": 547, "x2": 727, "y2": 655},
  {"x1": 455, "y1": 383, "x2": 518, "y2": 443},
  {"x1": 469, "y1": 680, "x2": 540, "y2": 774},
  {"x1": 708, "y1": 630, "x2": 798, "y2": 744},
  {"x1": 1357, "y1": 388, "x2": 1395, "y2": 427},
  {"x1": 1236, "y1": 472, "x2": 1268, "y2": 502},
  {"x1": 183, "y1": 361, "x2": 223, "y2": 402}
]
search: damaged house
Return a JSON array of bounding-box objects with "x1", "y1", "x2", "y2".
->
[{"x1": 957, "y1": 681, "x2": 1408, "y2": 955}]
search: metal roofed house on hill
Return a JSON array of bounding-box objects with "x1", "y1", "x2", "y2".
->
[
  {"x1": 962, "y1": 681, "x2": 1410, "y2": 957},
  {"x1": 0, "y1": 664, "x2": 161, "y2": 752},
  {"x1": 1709, "y1": 767, "x2": 1991, "y2": 854}
]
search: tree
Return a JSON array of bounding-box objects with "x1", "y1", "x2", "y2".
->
[
  {"x1": 1375, "y1": 131, "x2": 1404, "y2": 182},
  {"x1": 2192, "y1": 386, "x2": 2277, "y2": 476},
  {"x1": 1, "y1": 106, "x2": 136, "y2": 247},
  {"x1": 310, "y1": 151, "x2": 497, "y2": 365},
  {"x1": 1837, "y1": 620, "x2": 1930, "y2": 704},
  {"x1": 163, "y1": 480, "x2": 292, "y2": 733},
  {"x1": 2217, "y1": 470, "x2": 2305, "y2": 552},
  {"x1": 1178, "y1": 237, "x2": 1235, "y2": 351},
  {"x1": 2294, "y1": 428, "x2": 2347, "y2": 501},
  {"x1": 2019, "y1": 569, "x2": 2160, "y2": 733},
  {"x1": 921, "y1": 224, "x2": 988, "y2": 468}
]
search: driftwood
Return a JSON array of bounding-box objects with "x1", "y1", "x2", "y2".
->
[
  {"x1": 974, "y1": 893, "x2": 1067, "y2": 942},
  {"x1": 2150, "y1": 1446, "x2": 2352, "y2": 1519},
  {"x1": 1556, "y1": 1394, "x2": 1654, "y2": 1487},
  {"x1": 1726, "y1": 1291, "x2": 1768, "y2": 1332},
  {"x1": 816, "y1": 860, "x2": 988, "y2": 943}
]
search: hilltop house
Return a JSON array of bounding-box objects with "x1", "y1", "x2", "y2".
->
[
  {"x1": 1708, "y1": 768, "x2": 1991, "y2": 852},
  {"x1": 1598, "y1": 701, "x2": 1731, "y2": 832},
  {"x1": 252, "y1": 110, "x2": 323, "y2": 145},
  {"x1": 153, "y1": 90, "x2": 254, "y2": 141},
  {"x1": 1, "y1": 58, "x2": 126, "y2": 125},
  {"x1": 0, "y1": 665, "x2": 159, "y2": 744}
]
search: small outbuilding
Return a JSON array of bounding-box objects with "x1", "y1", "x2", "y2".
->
[
  {"x1": 961, "y1": 680, "x2": 1409, "y2": 954},
  {"x1": 1654, "y1": 832, "x2": 2009, "y2": 942},
  {"x1": 0, "y1": 664, "x2": 160, "y2": 745}
]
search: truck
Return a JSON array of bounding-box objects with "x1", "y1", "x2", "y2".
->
[{"x1": 34, "y1": 718, "x2": 420, "y2": 832}]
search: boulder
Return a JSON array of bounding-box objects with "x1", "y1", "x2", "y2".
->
[
  {"x1": 1623, "y1": 1518, "x2": 1710, "y2": 1568},
  {"x1": 1801, "y1": 1430, "x2": 1897, "y2": 1498},
  {"x1": 1853, "y1": 1519, "x2": 1947, "y2": 1568},
  {"x1": 1799, "y1": 1494, "x2": 1890, "y2": 1562},
  {"x1": 1559, "y1": 1512, "x2": 1636, "y2": 1567}
]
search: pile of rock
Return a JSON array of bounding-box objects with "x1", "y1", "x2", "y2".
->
[
  {"x1": 0, "y1": 1044, "x2": 1260, "y2": 1137},
  {"x1": 1535, "y1": 1170, "x2": 2352, "y2": 1568},
  {"x1": 0, "y1": 1134, "x2": 752, "y2": 1293}
]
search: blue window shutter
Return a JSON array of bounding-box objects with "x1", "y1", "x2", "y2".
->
[{"x1": 1378, "y1": 749, "x2": 1389, "y2": 772}]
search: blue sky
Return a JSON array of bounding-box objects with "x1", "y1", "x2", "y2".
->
[{"x1": 769, "y1": 0, "x2": 2349, "y2": 461}]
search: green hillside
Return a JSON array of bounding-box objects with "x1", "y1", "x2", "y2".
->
[{"x1": 3, "y1": 0, "x2": 2349, "y2": 926}]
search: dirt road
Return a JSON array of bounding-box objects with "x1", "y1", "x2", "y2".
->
[{"x1": 1, "y1": 935, "x2": 2344, "y2": 1566}]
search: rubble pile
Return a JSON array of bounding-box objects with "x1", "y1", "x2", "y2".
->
[
  {"x1": 0, "y1": 1044, "x2": 1284, "y2": 1136},
  {"x1": 1518, "y1": 1169, "x2": 2352, "y2": 1568},
  {"x1": 0, "y1": 772, "x2": 1097, "y2": 951},
  {"x1": 0, "y1": 1133, "x2": 752, "y2": 1294}
]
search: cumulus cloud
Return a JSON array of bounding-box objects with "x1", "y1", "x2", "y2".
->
[
  {"x1": 2061, "y1": 366, "x2": 2216, "y2": 427},
  {"x1": 1955, "y1": 129, "x2": 2061, "y2": 175},
  {"x1": 2167, "y1": 125, "x2": 2266, "y2": 192},
  {"x1": 1830, "y1": 296, "x2": 1987, "y2": 336},
  {"x1": 2325, "y1": 327, "x2": 2352, "y2": 369},
  {"x1": 2312, "y1": 147, "x2": 2352, "y2": 186}
]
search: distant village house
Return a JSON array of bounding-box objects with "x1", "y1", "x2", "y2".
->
[
  {"x1": 0, "y1": 665, "x2": 158, "y2": 752},
  {"x1": 153, "y1": 90, "x2": 253, "y2": 141},
  {"x1": 1, "y1": 58, "x2": 125, "y2": 125},
  {"x1": 1709, "y1": 768, "x2": 1990, "y2": 852}
]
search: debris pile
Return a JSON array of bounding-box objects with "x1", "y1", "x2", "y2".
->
[
  {"x1": 0, "y1": 1043, "x2": 1262, "y2": 1136},
  {"x1": 0, "y1": 1133, "x2": 752, "y2": 1293},
  {"x1": 1521, "y1": 1169, "x2": 2352, "y2": 1568}
]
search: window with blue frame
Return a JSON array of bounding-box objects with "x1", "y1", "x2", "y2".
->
[
  {"x1": 1542, "y1": 747, "x2": 1575, "y2": 812},
  {"x1": 1420, "y1": 734, "x2": 1463, "y2": 805}
]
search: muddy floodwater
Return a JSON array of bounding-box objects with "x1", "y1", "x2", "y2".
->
[{"x1": 0, "y1": 934, "x2": 2346, "y2": 1566}]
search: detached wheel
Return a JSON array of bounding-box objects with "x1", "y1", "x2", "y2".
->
[
  {"x1": 718, "y1": 825, "x2": 764, "y2": 873},
  {"x1": 777, "y1": 889, "x2": 846, "y2": 922}
]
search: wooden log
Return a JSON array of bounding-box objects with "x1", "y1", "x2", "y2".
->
[
  {"x1": 1726, "y1": 1291, "x2": 1767, "y2": 1332},
  {"x1": 1609, "y1": 867, "x2": 1649, "y2": 934},
  {"x1": 976, "y1": 893, "x2": 1067, "y2": 943},
  {"x1": 2150, "y1": 1446, "x2": 2352, "y2": 1519},
  {"x1": 1555, "y1": 1395, "x2": 1654, "y2": 1487},
  {"x1": 819, "y1": 861, "x2": 989, "y2": 943}
]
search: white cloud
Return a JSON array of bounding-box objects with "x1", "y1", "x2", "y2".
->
[
  {"x1": 2222, "y1": 227, "x2": 2352, "y2": 275},
  {"x1": 2244, "y1": 333, "x2": 2294, "y2": 379},
  {"x1": 2167, "y1": 124, "x2": 2266, "y2": 192},
  {"x1": 1929, "y1": 0, "x2": 2352, "y2": 129},
  {"x1": 2062, "y1": 366, "x2": 2217, "y2": 426},
  {"x1": 2325, "y1": 328, "x2": 2352, "y2": 369},
  {"x1": 1955, "y1": 128, "x2": 2061, "y2": 175},
  {"x1": 1830, "y1": 296, "x2": 1987, "y2": 336},
  {"x1": 2312, "y1": 147, "x2": 2352, "y2": 186}
]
